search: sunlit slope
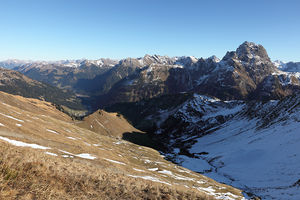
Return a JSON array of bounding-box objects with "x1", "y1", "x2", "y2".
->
[
  {"x1": 0, "y1": 91, "x2": 245, "y2": 200},
  {"x1": 77, "y1": 109, "x2": 140, "y2": 138}
]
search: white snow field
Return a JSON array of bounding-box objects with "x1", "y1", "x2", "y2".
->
[{"x1": 174, "y1": 95, "x2": 300, "y2": 199}]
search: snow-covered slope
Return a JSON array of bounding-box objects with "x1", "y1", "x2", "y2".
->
[
  {"x1": 186, "y1": 110, "x2": 300, "y2": 199},
  {"x1": 154, "y1": 93, "x2": 300, "y2": 199},
  {"x1": 0, "y1": 59, "x2": 33, "y2": 69},
  {"x1": 273, "y1": 60, "x2": 286, "y2": 70},
  {"x1": 274, "y1": 60, "x2": 300, "y2": 73},
  {"x1": 273, "y1": 60, "x2": 300, "y2": 79}
]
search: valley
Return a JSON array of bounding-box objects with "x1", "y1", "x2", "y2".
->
[
  {"x1": 0, "y1": 91, "x2": 245, "y2": 199},
  {"x1": 0, "y1": 41, "x2": 299, "y2": 199}
]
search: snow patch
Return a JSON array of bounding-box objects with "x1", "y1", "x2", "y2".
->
[
  {"x1": 133, "y1": 168, "x2": 145, "y2": 172},
  {"x1": 158, "y1": 170, "x2": 173, "y2": 175},
  {"x1": 59, "y1": 149, "x2": 96, "y2": 160},
  {"x1": 127, "y1": 175, "x2": 171, "y2": 186},
  {"x1": 0, "y1": 113, "x2": 24, "y2": 122},
  {"x1": 2, "y1": 102, "x2": 12, "y2": 107},
  {"x1": 83, "y1": 142, "x2": 91, "y2": 146},
  {"x1": 46, "y1": 129, "x2": 59, "y2": 134},
  {"x1": 66, "y1": 136, "x2": 77, "y2": 140},
  {"x1": 76, "y1": 153, "x2": 96, "y2": 160},
  {"x1": 148, "y1": 168, "x2": 158, "y2": 171},
  {"x1": 0, "y1": 136, "x2": 50, "y2": 150},
  {"x1": 45, "y1": 152, "x2": 58, "y2": 156},
  {"x1": 104, "y1": 158, "x2": 126, "y2": 165}
]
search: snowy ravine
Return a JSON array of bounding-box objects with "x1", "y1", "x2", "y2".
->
[{"x1": 157, "y1": 94, "x2": 300, "y2": 199}]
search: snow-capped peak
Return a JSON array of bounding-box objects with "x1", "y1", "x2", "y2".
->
[
  {"x1": 273, "y1": 60, "x2": 286, "y2": 70},
  {"x1": 236, "y1": 41, "x2": 269, "y2": 61},
  {"x1": 175, "y1": 56, "x2": 198, "y2": 67},
  {"x1": 207, "y1": 55, "x2": 220, "y2": 63}
]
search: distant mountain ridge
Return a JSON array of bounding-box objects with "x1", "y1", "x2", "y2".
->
[
  {"x1": 91, "y1": 41, "x2": 299, "y2": 105},
  {"x1": 0, "y1": 67, "x2": 84, "y2": 110},
  {"x1": 274, "y1": 60, "x2": 300, "y2": 72},
  {"x1": 2, "y1": 41, "x2": 298, "y2": 110},
  {"x1": 0, "y1": 42, "x2": 298, "y2": 110}
]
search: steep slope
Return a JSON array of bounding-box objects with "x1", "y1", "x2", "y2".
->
[
  {"x1": 96, "y1": 42, "x2": 300, "y2": 106},
  {"x1": 74, "y1": 57, "x2": 145, "y2": 96},
  {"x1": 0, "y1": 68, "x2": 84, "y2": 110},
  {"x1": 77, "y1": 109, "x2": 141, "y2": 138},
  {"x1": 132, "y1": 93, "x2": 300, "y2": 199},
  {"x1": 273, "y1": 60, "x2": 300, "y2": 82},
  {"x1": 178, "y1": 95, "x2": 300, "y2": 200},
  {"x1": 191, "y1": 42, "x2": 300, "y2": 100},
  {"x1": 14, "y1": 59, "x2": 118, "y2": 93},
  {"x1": 105, "y1": 93, "x2": 193, "y2": 132},
  {"x1": 0, "y1": 91, "x2": 246, "y2": 200}
]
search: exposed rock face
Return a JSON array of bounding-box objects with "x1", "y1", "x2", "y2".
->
[
  {"x1": 14, "y1": 59, "x2": 118, "y2": 93},
  {"x1": 97, "y1": 41, "x2": 292, "y2": 105},
  {"x1": 283, "y1": 62, "x2": 300, "y2": 72},
  {"x1": 186, "y1": 41, "x2": 286, "y2": 100},
  {"x1": 3, "y1": 42, "x2": 300, "y2": 109},
  {"x1": 236, "y1": 41, "x2": 270, "y2": 62}
]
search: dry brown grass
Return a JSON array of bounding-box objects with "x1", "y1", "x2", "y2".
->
[
  {"x1": 77, "y1": 109, "x2": 141, "y2": 138},
  {"x1": 0, "y1": 143, "x2": 214, "y2": 200}
]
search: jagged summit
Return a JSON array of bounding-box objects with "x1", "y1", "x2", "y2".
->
[
  {"x1": 142, "y1": 54, "x2": 176, "y2": 65},
  {"x1": 175, "y1": 56, "x2": 199, "y2": 66},
  {"x1": 1, "y1": 41, "x2": 299, "y2": 105},
  {"x1": 278, "y1": 61, "x2": 300, "y2": 72},
  {"x1": 236, "y1": 41, "x2": 270, "y2": 61},
  {"x1": 222, "y1": 41, "x2": 271, "y2": 63},
  {"x1": 207, "y1": 55, "x2": 220, "y2": 63}
]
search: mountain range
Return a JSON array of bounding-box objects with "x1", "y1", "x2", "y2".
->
[
  {"x1": 0, "y1": 41, "x2": 299, "y2": 199},
  {"x1": 0, "y1": 68, "x2": 84, "y2": 110},
  {"x1": 2, "y1": 42, "x2": 299, "y2": 110}
]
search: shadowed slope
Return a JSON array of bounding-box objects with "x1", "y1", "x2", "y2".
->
[{"x1": 0, "y1": 91, "x2": 246, "y2": 200}]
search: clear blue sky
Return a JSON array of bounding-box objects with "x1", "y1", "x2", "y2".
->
[{"x1": 0, "y1": 0, "x2": 299, "y2": 62}]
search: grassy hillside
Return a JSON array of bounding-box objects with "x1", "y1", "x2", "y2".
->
[{"x1": 0, "y1": 91, "x2": 246, "y2": 200}]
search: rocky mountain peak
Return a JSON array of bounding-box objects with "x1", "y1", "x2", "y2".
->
[
  {"x1": 175, "y1": 56, "x2": 198, "y2": 67},
  {"x1": 142, "y1": 54, "x2": 175, "y2": 66},
  {"x1": 222, "y1": 51, "x2": 238, "y2": 61},
  {"x1": 221, "y1": 41, "x2": 276, "y2": 76},
  {"x1": 273, "y1": 60, "x2": 286, "y2": 69},
  {"x1": 283, "y1": 62, "x2": 300, "y2": 72},
  {"x1": 118, "y1": 57, "x2": 142, "y2": 67},
  {"x1": 207, "y1": 55, "x2": 220, "y2": 63},
  {"x1": 236, "y1": 41, "x2": 270, "y2": 62}
]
